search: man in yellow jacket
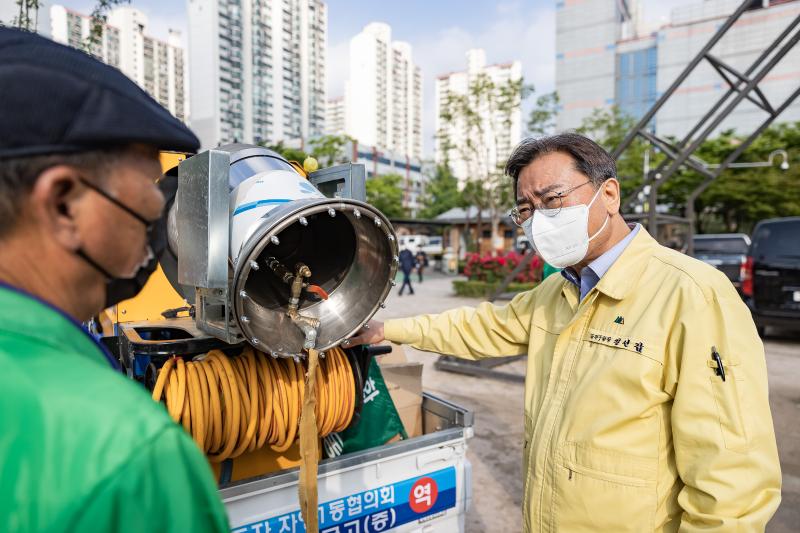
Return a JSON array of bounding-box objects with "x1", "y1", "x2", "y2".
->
[{"x1": 352, "y1": 133, "x2": 781, "y2": 531}]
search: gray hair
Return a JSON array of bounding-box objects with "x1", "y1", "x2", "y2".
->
[{"x1": 505, "y1": 132, "x2": 617, "y2": 194}]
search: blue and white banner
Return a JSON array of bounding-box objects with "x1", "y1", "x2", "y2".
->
[{"x1": 233, "y1": 466, "x2": 458, "y2": 533}]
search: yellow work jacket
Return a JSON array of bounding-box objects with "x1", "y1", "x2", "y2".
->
[{"x1": 384, "y1": 228, "x2": 780, "y2": 532}]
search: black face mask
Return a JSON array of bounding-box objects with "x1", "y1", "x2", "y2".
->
[{"x1": 75, "y1": 177, "x2": 168, "y2": 308}]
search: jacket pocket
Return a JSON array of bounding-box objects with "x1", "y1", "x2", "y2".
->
[
  {"x1": 710, "y1": 374, "x2": 750, "y2": 453},
  {"x1": 553, "y1": 442, "x2": 656, "y2": 532}
]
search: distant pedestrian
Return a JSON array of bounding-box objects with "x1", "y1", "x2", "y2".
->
[
  {"x1": 415, "y1": 250, "x2": 428, "y2": 283},
  {"x1": 398, "y1": 248, "x2": 416, "y2": 296}
]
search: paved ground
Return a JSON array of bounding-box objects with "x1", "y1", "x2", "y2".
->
[
  {"x1": 374, "y1": 272, "x2": 800, "y2": 533},
  {"x1": 765, "y1": 329, "x2": 800, "y2": 533}
]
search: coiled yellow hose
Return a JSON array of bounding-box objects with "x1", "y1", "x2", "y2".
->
[{"x1": 151, "y1": 346, "x2": 355, "y2": 463}]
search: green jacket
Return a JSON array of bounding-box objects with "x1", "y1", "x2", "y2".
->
[{"x1": 0, "y1": 285, "x2": 229, "y2": 532}]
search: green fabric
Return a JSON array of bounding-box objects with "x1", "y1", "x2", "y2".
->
[
  {"x1": 338, "y1": 359, "x2": 407, "y2": 454},
  {"x1": 0, "y1": 286, "x2": 229, "y2": 533},
  {"x1": 542, "y1": 262, "x2": 561, "y2": 280}
]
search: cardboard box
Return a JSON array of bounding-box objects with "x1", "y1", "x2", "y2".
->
[
  {"x1": 379, "y1": 360, "x2": 423, "y2": 439},
  {"x1": 375, "y1": 342, "x2": 408, "y2": 365}
]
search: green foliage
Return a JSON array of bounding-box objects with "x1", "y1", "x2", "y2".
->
[
  {"x1": 85, "y1": 0, "x2": 130, "y2": 53},
  {"x1": 584, "y1": 106, "x2": 800, "y2": 232},
  {"x1": 660, "y1": 123, "x2": 800, "y2": 233},
  {"x1": 11, "y1": 0, "x2": 40, "y2": 30},
  {"x1": 308, "y1": 134, "x2": 353, "y2": 167},
  {"x1": 366, "y1": 173, "x2": 407, "y2": 219},
  {"x1": 418, "y1": 164, "x2": 461, "y2": 219},
  {"x1": 263, "y1": 135, "x2": 351, "y2": 167},
  {"x1": 459, "y1": 180, "x2": 485, "y2": 252},
  {"x1": 526, "y1": 91, "x2": 560, "y2": 137},
  {"x1": 576, "y1": 105, "x2": 655, "y2": 200},
  {"x1": 262, "y1": 141, "x2": 308, "y2": 163},
  {"x1": 437, "y1": 73, "x2": 530, "y2": 249},
  {"x1": 452, "y1": 280, "x2": 537, "y2": 298}
]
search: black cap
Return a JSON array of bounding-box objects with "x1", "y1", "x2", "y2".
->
[{"x1": 0, "y1": 27, "x2": 200, "y2": 159}]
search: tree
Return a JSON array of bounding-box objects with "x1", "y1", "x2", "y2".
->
[
  {"x1": 418, "y1": 164, "x2": 461, "y2": 219},
  {"x1": 85, "y1": 0, "x2": 130, "y2": 53},
  {"x1": 576, "y1": 105, "x2": 656, "y2": 200},
  {"x1": 459, "y1": 180, "x2": 486, "y2": 252},
  {"x1": 10, "y1": 0, "x2": 40, "y2": 30},
  {"x1": 308, "y1": 134, "x2": 353, "y2": 167},
  {"x1": 589, "y1": 108, "x2": 800, "y2": 233},
  {"x1": 262, "y1": 141, "x2": 308, "y2": 163},
  {"x1": 437, "y1": 73, "x2": 531, "y2": 252},
  {"x1": 526, "y1": 91, "x2": 560, "y2": 137},
  {"x1": 660, "y1": 123, "x2": 800, "y2": 233},
  {"x1": 366, "y1": 173, "x2": 407, "y2": 219}
]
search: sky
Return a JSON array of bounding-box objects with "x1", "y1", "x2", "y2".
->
[{"x1": 26, "y1": 0, "x2": 692, "y2": 157}]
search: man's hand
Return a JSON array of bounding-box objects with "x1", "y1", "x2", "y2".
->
[{"x1": 348, "y1": 320, "x2": 384, "y2": 346}]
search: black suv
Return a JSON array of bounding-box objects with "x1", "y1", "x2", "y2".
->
[{"x1": 743, "y1": 217, "x2": 800, "y2": 335}]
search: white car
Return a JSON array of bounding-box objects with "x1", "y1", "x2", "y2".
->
[
  {"x1": 398, "y1": 234, "x2": 427, "y2": 253},
  {"x1": 420, "y1": 236, "x2": 443, "y2": 255}
]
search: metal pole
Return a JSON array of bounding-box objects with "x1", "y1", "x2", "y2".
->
[
  {"x1": 640, "y1": 14, "x2": 800, "y2": 184},
  {"x1": 684, "y1": 85, "x2": 800, "y2": 255},
  {"x1": 611, "y1": 0, "x2": 753, "y2": 159},
  {"x1": 657, "y1": 25, "x2": 800, "y2": 189}
]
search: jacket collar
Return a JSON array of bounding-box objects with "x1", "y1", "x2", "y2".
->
[
  {"x1": 592, "y1": 227, "x2": 660, "y2": 301},
  {"x1": 0, "y1": 282, "x2": 118, "y2": 369}
]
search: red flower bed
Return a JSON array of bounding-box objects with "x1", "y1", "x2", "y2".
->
[{"x1": 463, "y1": 251, "x2": 542, "y2": 283}]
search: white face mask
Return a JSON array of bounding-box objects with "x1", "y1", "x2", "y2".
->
[{"x1": 522, "y1": 186, "x2": 609, "y2": 269}]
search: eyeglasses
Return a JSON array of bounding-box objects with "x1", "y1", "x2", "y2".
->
[
  {"x1": 509, "y1": 181, "x2": 593, "y2": 226},
  {"x1": 78, "y1": 176, "x2": 157, "y2": 236}
]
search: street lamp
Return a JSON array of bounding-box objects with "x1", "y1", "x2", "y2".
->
[
  {"x1": 685, "y1": 148, "x2": 790, "y2": 256},
  {"x1": 700, "y1": 149, "x2": 790, "y2": 170}
]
